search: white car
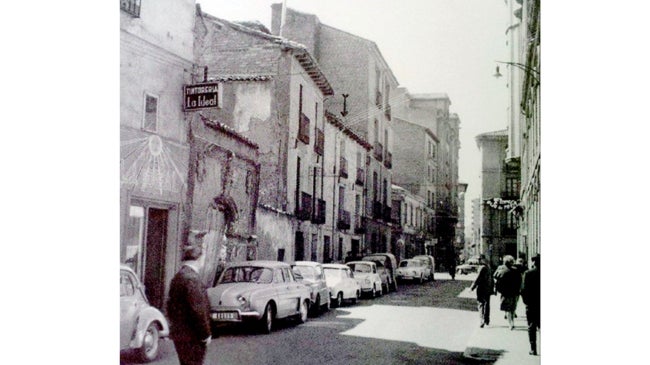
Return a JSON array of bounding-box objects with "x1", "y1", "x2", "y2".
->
[
  {"x1": 412, "y1": 255, "x2": 436, "y2": 281},
  {"x1": 396, "y1": 259, "x2": 429, "y2": 284},
  {"x1": 322, "y1": 264, "x2": 361, "y2": 307},
  {"x1": 346, "y1": 261, "x2": 384, "y2": 298},
  {"x1": 120, "y1": 265, "x2": 170, "y2": 362},
  {"x1": 292, "y1": 261, "x2": 331, "y2": 314}
]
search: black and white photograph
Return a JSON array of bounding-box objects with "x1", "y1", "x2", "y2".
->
[
  {"x1": 118, "y1": 1, "x2": 539, "y2": 364},
  {"x1": 8, "y1": 1, "x2": 650, "y2": 365}
]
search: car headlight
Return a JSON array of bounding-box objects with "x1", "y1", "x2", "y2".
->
[{"x1": 237, "y1": 295, "x2": 247, "y2": 306}]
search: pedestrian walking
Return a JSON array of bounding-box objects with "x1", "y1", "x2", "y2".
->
[
  {"x1": 493, "y1": 255, "x2": 521, "y2": 330},
  {"x1": 521, "y1": 254, "x2": 540, "y2": 355},
  {"x1": 167, "y1": 243, "x2": 212, "y2": 365},
  {"x1": 470, "y1": 255, "x2": 494, "y2": 327}
]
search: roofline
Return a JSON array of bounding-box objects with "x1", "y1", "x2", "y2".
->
[
  {"x1": 319, "y1": 23, "x2": 399, "y2": 86},
  {"x1": 325, "y1": 111, "x2": 373, "y2": 150},
  {"x1": 392, "y1": 116, "x2": 440, "y2": 143},
  {"x1": 199, "y1": 10, "x2": 334, "y2": 96}
]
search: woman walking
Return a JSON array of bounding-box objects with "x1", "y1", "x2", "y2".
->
[{"x1": 493, "y1": 255, "x2": 521, "y2": 330}]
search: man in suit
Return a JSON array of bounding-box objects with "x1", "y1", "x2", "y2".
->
[
  {"x1": 470, "y1": 255, "x2": 494, "y2": 327},
  {"x1": 167, "y1": 243, "x2": 212, "y2": 365},
  {"x1": 521, "y1": 254, "x2": 540, "y2": 356}
]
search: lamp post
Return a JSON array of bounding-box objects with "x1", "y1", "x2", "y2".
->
[{"x1": 493, "y1": 61, "x2": 540, "y2": 85}]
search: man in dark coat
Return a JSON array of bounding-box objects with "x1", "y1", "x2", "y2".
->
[
  {"x1": 521, "y1": 254, "x2": 540, "y2": 356},
  {"x1": 167, "y1": 244, "x2": 212, "y2": 365},
  {"x1": 470, "y1": 255, "x2": 494, "y2": 327}
]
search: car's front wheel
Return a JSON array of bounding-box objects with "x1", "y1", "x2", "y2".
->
[
  {"x1": 334, "y1": 292, "x2": 343, "y2": 307},
  {"x1": 138, "y1": 322, "x2": 160, "y2": 362},
  {"x1": 259, "y1": 303, "x2": 274, "y2": 334}
]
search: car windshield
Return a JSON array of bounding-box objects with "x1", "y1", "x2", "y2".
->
[
  {"x1": 292, "y1": 266, "x2": 317, "y2": 280},
  {"x1": 324, "y1": 268, "x2": 347, "y2": 280},
  {"x1": 349, "y1": 263, "x2": 372, "y2": 273},
  {"x1": 219, "y1": 266, "x2": 273, "y2": 284},
  {"x1": 399, "y1": 260, "x2": 421, "y2": 268}
]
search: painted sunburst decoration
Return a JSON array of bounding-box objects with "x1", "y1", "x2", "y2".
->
[{"x1": 121, "y1": 132, "x2": 187, "y2": 195}]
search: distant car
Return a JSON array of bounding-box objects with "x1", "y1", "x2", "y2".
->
[
  {"x1": 120, "y1": 265, "x2": 170, "y2": 362},
  {"x1": 291, "y1": 261, "x2": 330, "y2": 314},
  {"x1": 207, "y1": 260, "x2": 311, "y2": 334},
  {"x1": 347, "y1": 261, "x2": 384, "y2": 298},
  {"x1": 396, "y1": 259, "x2": 429, "y2": 284},
  {"x1": 412, "y1": 255, "x2": 436, "y2": 281},
  {"x1": 362, "y1": 253, "x2": 398, "y2": 292},
  {"x1": 456, "y1": 263, "x2": 480, "y2": 275},
  {"x1": 322, "y1": 264, "x2": 361, "y2": 307}
]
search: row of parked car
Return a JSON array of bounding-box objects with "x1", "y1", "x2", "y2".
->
[{"x1": 120, "y1": 253, "x2": 437, "y2": 362}]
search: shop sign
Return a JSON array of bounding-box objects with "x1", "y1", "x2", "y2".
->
[{"x1": 184, "y1": 82, "x2": 219, "y2": 111}]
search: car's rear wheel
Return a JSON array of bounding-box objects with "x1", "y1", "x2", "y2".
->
[
  {"x1": 138, "y1": 322, "x2": 160, "y2": 362},
  {"x1": 311, "y1": 294, "x2": 321, "y2": 316},
  {"x1": 259, "y1": 303, "x2": 274, "y2": 334},
  {"x1": 298, "y1": 299, "x2": 309, "y2": 324}
]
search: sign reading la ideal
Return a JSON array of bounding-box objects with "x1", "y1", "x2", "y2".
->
[{"x1": 184, "y1": 82, "x2": 219, "y2": 111}]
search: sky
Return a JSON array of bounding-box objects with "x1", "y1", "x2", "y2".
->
[{"x1": 199, "y1": 0, "x2": 512, "y2": 237}]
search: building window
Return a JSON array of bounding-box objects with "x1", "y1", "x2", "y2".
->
[
  {"x1": 121, "y1": 0, "x2": 141, "y2": 17},
  {"x1": 143, "y1": 93, "x2": 158, "y2": 132}
]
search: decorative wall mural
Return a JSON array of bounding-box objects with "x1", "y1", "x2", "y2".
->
[{"x1": 121, "y1": 132, "x2": 188, "y2": 195}]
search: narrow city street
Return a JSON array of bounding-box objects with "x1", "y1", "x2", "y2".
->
[{"x1": 121, "y1": 274, "x2": 494, "y2": 365}]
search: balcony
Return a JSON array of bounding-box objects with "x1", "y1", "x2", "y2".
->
[
  {"x1": 355, "y1": 167, "x2": 364, "y2": 186},
  {"x1": 384, "y1": 151, "x2": 392, "y2": 169},
  {"x1": 374, "y1": 142, "x2": 383, "y2": 162},
  {"x1": 354, "y1": 215, "x2": 367, "y2": 234},
  {"x1": 298, "y1": 113, "x2": 310, "y2": 144},
  {"x1": 382, "y1": 205, "x2": 392, "y2": 223},
  {"x1": 372, "y1": 201, "x2": 383, "y2": 220},
  {"x1": 312, "y1": 198, "x2": 326, "y2": 224},
  {"x1": 120, "y1": 0, "x2": 141, "y2": 17},
  {"x1": 384, "y1": 104, "x2": 391, "y2": 120},
  {"x1": 339, "y1": 157, "x2": 348, "y2": 178},
  {"x1": 501, "y1": 191, "x2": 519, "y2": 200},
  {"x1": 296, "y1": 192, "x2": 312, "y2": 220},
  {"x1": 337, "y1": 210, "x2": 351, "y2": 230},
  {"x1": 314, "y1": 128, "x2": 324, "y2": 156},
  {"x1": 375, "y1": 90, "x2": 383, "y2": 108}
]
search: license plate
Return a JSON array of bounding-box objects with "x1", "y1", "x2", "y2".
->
[{"x1": 212, "y1": 312, "x2": 238, "y2": 320}]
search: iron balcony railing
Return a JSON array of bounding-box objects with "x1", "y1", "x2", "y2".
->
[
  {"x1": 372, "y1": 201, "x2": 383, "y2": 220},
  {"x1": 355, "y1": 167, "x2": 364, "y2": 186},
  {"x1": 384, "y1": 151, "x2": 392, "y2": 169},
  {"x1": 354, "y1": 215, "x2": 367, "y2": 234},
  {"x1": 374, "y1": 142, "x2": 383, "y2": 162},
  {"x1": 337, "y1": 210, "x2": 351, "y2": 230},
  {"x1": 298, "y1": 113, "x2": 310, "y2": 144},
  {"x1": 312, "y1": 198, "x2": 326, "y2": 224},
  {"x1": 314, "y1": 128, "x2": 324, "y2": 155},
  {"x1": 339, "y1": 157, "x2": 348, "y2": 178},
  {"x1": 120, "y1": 0, "x2": 141, "y2": 17},
  {"x1": 296, "y1": 192, "x2": 312, "y2": 220}
]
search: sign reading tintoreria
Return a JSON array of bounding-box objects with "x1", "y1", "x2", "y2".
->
[{"x1": 184, "y1": 82, "x2": 219, "y2": 111}]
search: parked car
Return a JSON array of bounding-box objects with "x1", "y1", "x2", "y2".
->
[
  {"x1": 322, "y1": 263, "x2": 361, "y2": 307},
  {"x1": 362, "y1": 253, "x2": 398, "y2": 291},
  {"x1": 120, "y1": 265, "x2": 170, "y2": 362},
  {"x1": 291, "y1": 261, "x2": 330, "y2": 314},
  {"x1": 346, "y1": 261, "x2": 384, "y2": 298},
  {"x1": 207, "y1": 260, "x2": 311, "y2": 334},
  {"x1": 456, "y1": 263, "x2": 480, "y2": 275},
  {"x1": 412, "y1": 255, "x2": 436, "y2": 281},
  {"x1": 396, "y1": 259, "x2": 429, "y2": 284}
]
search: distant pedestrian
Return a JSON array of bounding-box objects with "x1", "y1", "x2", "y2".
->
[
  {"x1": 448, "y1": 253, "x2": 457, "y2": 280},
  {"x1": 493, "y1": 255, "x2": 521, "y2": 330},
  {"x1": 521, "y1": 254, "x2": 540, "y2": 355},
  {"x1": 167, "y1": 243, "x2": 212, "y2": 365},
  {"x1": 470, "y1": 255, "x2": 494, "y2": 327}
]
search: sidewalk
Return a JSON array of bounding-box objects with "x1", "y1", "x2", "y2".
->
[{"x1": 460, "y1": 288, "x2": 540, "y2": 365}]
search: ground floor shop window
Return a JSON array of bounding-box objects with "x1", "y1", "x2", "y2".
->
[{"x1": 123, "y1": 205, "x2": 145, "y2": 276}]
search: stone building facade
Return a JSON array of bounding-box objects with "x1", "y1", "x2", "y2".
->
[
  {"x1": 120, "y1": 0, "x2": 196, "y2": 309},
  {"x1": 271, "y1": 5, "x2": 398, "y2": 257}
]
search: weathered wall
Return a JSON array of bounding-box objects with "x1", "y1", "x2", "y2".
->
[{"x1": 255, "y1": 207, "x2": 294, "y2": 261}]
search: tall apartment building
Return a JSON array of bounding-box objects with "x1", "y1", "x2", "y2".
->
[
  {"x1": 120, "y1": 0, "x2": 196, "y2": 309},
  {"x1": 476, "y1": 130, "x2": 520, "y2": 268},
  {"x1": 271, "y1": 5, "x2": 397, "y2": 256},
  {"x1": 392, "y1": 89, "x2": 461, "y2": 269}
]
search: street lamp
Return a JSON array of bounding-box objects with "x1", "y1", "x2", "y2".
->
[{"x1": 493, "y1": 61, "x2": 540, "y2": 85}]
